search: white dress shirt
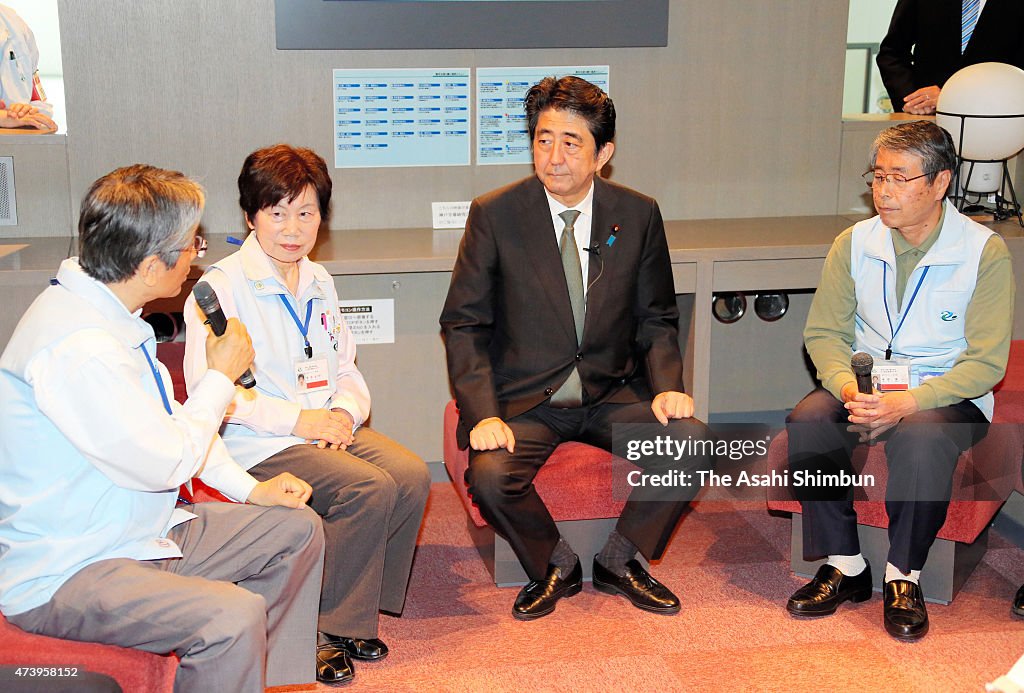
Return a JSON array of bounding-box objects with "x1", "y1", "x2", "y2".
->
[
  {"x1": 0, "y1": 258, "x2": 255, "y2": 615},
  {"x1": 544, "y1": 181, "x2": 595, "y2": 300}
]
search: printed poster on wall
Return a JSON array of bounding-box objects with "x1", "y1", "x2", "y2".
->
[
  {"x1": 338, "y1": 299, "x2": 395, "y2": 345},
  {"x1": 333, "y1": 68, "x2": 471, "y2": 168},
  {"x1": 476, "y1": 65, "x2": 610, "y2": 166}
]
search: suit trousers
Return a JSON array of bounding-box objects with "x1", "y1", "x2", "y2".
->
[
  {"x1": 466, "y1": 400, "x2": 713, "y2": 581},
  {"x1": 786, "y1": 387, "x2": 986, "y2": 573},
  {"x1": 248, "y1": 426, "x2": 430, "y2": 639},
  {"x1": 6, "y1": 502, "x2": 325, "y2": 693}
]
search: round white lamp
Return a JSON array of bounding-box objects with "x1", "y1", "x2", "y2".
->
[{"x1": 936, "y1": 62, "x2": 1024, "y2": 221}]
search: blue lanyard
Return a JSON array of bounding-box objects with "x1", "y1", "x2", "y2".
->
[
  {"x1": 882, "y1": 264, "x2": 930, "y2": 360},
  {"x1": 140, "y1": 343, "x2": 173, "y2": 415},
  {"x1": 278, "y1": 294, "x2": 314, "y2": 359}
]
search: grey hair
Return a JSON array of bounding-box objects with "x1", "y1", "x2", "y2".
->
[
  {"x1": 78, "y1": 164, "x2": 205, "y2": 283},
  {"x1": 869, "y1": 120, "x2": 957, "y2": 195}
]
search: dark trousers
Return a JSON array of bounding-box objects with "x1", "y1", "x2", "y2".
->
[
  {"x1": 465, "y1": 400, "x2": 713, "y2": 581},
  {"x1": 786, "y1": 388, "x2": 986, "y2": 573}
]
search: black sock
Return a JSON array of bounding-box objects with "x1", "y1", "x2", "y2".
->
[{"x1": 597, "y1": 530, "x2": 637, "y2": 576}]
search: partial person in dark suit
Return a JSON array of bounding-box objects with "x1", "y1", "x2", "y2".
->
[
  {"x1": 440, "y1": 76, "x2": 712, "y2": 621},
  {"x1": 876, "y1": 0, "x2": 1024, "y2": 114}
]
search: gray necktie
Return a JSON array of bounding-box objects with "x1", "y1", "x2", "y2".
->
[{"x1": 549, "y1": 209, "x2": 584, "y2": 407}]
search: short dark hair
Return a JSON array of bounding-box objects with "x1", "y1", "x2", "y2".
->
[
  {"x1": 238, "y1": 144, "x2": 332, "y2": 223},
  {"x1": 870, "y1": 120, "x2": 958, "y2": 194},
  {"x1": 524, "y1": 76, "x2": 616, "y2": 151},
  {"x1": 78, "y1": 165, "x2": 204, "y2": 283}
]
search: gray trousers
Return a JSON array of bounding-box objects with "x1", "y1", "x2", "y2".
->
[
  {"x1": 7, "y1": 503, "x2": 324, "y2": 693},
  {"x1": 249, "y1": 426, "x2": 430, "y2": 639}
]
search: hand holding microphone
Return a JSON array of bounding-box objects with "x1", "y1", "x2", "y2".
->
[{"x1": 192, "y1": 281, "x2": 257, "y2": 388}]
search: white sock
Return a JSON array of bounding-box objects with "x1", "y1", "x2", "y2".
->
[
  {"x1": 826, "y1": 554, "x2": 867, "y2": 577},
  {"x1": 884, "y1": 562, "x2": 920, "y2": 584}
]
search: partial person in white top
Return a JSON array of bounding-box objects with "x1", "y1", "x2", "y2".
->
[
  {"x1": 0, "y1": 164, "x2": 325, "y2": 692},
  {"x1": 0, "y1": 4, "x2": 55, "y2": 131},
  {"x1": 182, "y1": 144, "x2": 429, "y2": 686}
]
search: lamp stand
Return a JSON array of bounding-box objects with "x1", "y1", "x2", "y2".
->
[{"x1": 936, "y1": 110, "x2": 1024, "y2": 228}]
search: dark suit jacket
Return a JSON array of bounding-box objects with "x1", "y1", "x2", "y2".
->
[
  {"x1": 876, "y1": 0, "x2": 1024, "y2": 112},
  {"x1": 440, "y1": 175, "x2": 683, "y2": 448}
]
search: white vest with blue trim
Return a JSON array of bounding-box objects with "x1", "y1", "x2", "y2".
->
[{"x1": 850, "y1": 199, "x2": 994, "y2": 420}]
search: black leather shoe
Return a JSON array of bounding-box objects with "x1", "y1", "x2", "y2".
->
[
  {"x1": 883, "y1": 579, "x2": 928, "y2": 640},
  {"x1": 321, "y1": 634, "x2": 389, "y2": 661},
  {"x1": 512, "y1": 557, "x2": 583, "y2": 620},
  {"x1": 1014, "y1": 584, "x2": 1024, "y2": 618},
  {"x1": 592, "y1": 557, "x2": 681, "y2": 615},
  {"x1": 787, "y1": 563, "x2": 873, "y2": 617},
  {"x1": 316, "y1": 643, "x2": 355, "y2": 686}
]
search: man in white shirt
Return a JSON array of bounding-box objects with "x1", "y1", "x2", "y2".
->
[{"x1": 0, "y1": 164, "x2": 325, "y2": 692}]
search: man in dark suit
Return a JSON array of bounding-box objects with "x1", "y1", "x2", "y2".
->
[
  {"x1": 440, "y1": 76, "x2": 711, "y2": 621},
  {"x1": 876, "y1": 0, "x2": 1024, "y2": 114}
]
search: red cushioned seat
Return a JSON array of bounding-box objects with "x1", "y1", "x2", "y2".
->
[
  {"x1": 443, "y1": 400, "x2": 629, "y2": 528},
  {"x1": 155, "y1": 341, "x2": 187, "y2": 405},
  {"x1": 0, "y1": 613, "x2": 177, "y2": 692},
  {"x1": 992, "y1": 341, "x2": 1024, "y2": 496},
  {"x1": 765, "y1": 426, "x2": 1019, "y2": 544}
]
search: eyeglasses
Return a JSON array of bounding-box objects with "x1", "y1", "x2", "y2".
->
[
  {"x1": 862, "y1": 170, "x2": 934, "y2": 188},
  {"x1": 181, "y1": 235, "x2": 207, "y2": 258}
]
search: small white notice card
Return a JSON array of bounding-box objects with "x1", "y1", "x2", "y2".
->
[
  {"x1": 432, "y1": 201, "x2": 471, "y2": 229},
  {"x1": 339, "y1": 299, "x2": 395, "y2": 345}
]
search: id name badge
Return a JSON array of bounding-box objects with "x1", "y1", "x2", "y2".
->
[
  {"x1": 872, "y1": 363, "x2": 910, "y2": 392},
  {"x1": 295, "y1": 356, "x2": 331, "y2": 393}
]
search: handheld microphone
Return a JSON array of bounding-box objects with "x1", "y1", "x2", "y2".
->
[
  {"x1": 851, "y1": 352, "x2": 874, "y2": 394},
  {"x1": 192, "y1": 281, "x2": 256, "y2": 389}
]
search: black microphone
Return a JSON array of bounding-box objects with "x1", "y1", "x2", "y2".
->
[
  {"x1": 192, "y1": 281, "x2": 256, "y2": 389},
  {"x1": 851, "y1": 351, "x2": 874, "y2": 394},
  {"x1": 583, "y1": 243, "x2": 601, "y2": 255}
]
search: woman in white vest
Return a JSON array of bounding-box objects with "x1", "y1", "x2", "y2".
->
[{"x1": 183, "y1": 144, "x2": 430, "y2": 686}]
